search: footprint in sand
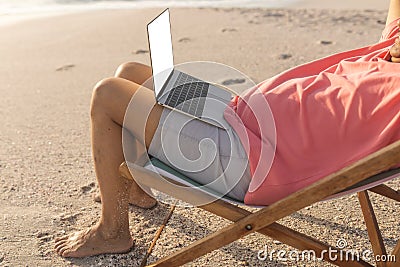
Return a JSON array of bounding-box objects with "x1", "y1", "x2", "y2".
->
[
  {"x1": 279, "y1": 54, "x2": 292, "y2": 60},
  {"x1": 319, "y1": 40, "x2": 333, "y2": 45},
  {"x1": 132, "y1": 49, "x2": 149, "y2": 54},
  {"x1": 222, "y1": 78, "x2": 246, "y2": 86},
  {"x1": 222, "y1": 28, "x2": 238, "y2": 33},
  {"x1": 248, "y1": 20, "x2": 261, "y2": 25},
  {"x1": 80, "y1": 182, "x2": 95, "y2": 194},
  {"x1": 178, "y1": 37, "x2": 191, "y2": 43},
  {"x1": 56, "y1": 64, "x2": 75, "y2": 71},
  {"x1": 263, "y1": 12, "x2": 285, "y2": 18}
]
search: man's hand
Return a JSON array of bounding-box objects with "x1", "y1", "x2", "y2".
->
[{"x1": 390, "y1": 20, "x2": 400, "y2": 62}]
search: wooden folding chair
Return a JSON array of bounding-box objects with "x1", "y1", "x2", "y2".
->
[{"x1": 119, "y1": 140, "x2": 400, "y2": 267}]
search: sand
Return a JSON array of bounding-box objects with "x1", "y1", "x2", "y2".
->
[
  {"x1": 291, "y1": 0, "x2": 390, "y2": 10},
  {"x1": 0, "y1": 5, "x2": 399, "y2": 267}
]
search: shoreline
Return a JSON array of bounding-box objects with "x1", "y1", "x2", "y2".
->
[{"x1": 0, "y1": 0, "x2": 390, "y2": 27}]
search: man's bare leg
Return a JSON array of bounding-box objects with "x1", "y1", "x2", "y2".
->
[
  {"x1": 55, "y1": 75, "x2": 163, "y2": 257},
  {"x1": 93, "y1": 62, "x2": 157, "y2": 209},
  {"x1": 115, "y1": 62, "x2": 152, "y2": 85}
]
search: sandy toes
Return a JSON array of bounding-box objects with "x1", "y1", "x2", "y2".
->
[{"x1": 54, "y1": 225, "x2": 134, "y2": 258}]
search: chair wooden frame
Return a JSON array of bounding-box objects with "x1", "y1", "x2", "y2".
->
[{"x1": 120, "y1": 140, "x2": 400, "y2": 266}]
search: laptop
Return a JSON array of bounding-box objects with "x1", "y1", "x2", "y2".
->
[{"x1": 147, "y1": 8, "x2": 233, "y2": 128}]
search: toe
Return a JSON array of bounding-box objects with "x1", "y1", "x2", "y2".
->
[
  {"x1": 55, "y1": 239, "x2": 68, "y2": 250},
  {"x1": 60, "y1": 248, "x2": 71, "y2": 257},
  {"x1": 62, "y1": 249, "x2": 81, "y2": 258},
  {"x1": 59, "y1": 245, "x2": 74, "y2": 257},
  {"x1": 55, "y1": 242, "x2": 68, "y2": 255},
  {"x1": 54, "y1": 235, "x2": 69, "y2": 242}
]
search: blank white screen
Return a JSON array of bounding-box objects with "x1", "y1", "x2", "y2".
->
[{"x1": 147, "y1": 9, "x2": 174, "y2": 96}]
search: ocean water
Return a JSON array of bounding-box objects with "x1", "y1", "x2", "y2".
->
[{"x1": 0, "y1": 0, "x2": 299, "y2": 15}]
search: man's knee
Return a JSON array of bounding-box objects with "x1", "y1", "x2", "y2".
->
[
  {"x1": 115, "y1": 62, "x2": 144, "y2": 77},
  {"x1": 90, "y1": 77, "x2": 119, "y2": 117}
]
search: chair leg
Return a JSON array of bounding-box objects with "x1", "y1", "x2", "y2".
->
[
  {"x1": 388, "y1": 240, "x2": 400, "y2": 267},
  {"x1": 358, "y1": 191, "x2": 388, "y2": 267},
  {"x1": 369, "y1": 185, "x2": 400, "y2": 202},
  {"x1": 200, "y1": 200, "x2": 371, "y2": 267},
  {"x1": 147, "y1": 199, "x2": 373, "y2": 267}
]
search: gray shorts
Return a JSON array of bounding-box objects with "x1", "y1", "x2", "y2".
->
[{"x1": 148, "y1": 108, "x2": 251, "y2": 201}]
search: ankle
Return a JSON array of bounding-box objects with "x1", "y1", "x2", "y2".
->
[{"x1": 96, "y1": 221, "x2": 131, "y2": 240}]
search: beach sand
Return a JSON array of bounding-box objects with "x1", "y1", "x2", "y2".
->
[{"x1": 0, "y1": 6, "x2": 399, "y2": 267}]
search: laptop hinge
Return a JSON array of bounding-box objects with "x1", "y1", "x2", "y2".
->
[{"x1": 156, "y1": 68, "x2": 175, "y2": 100}]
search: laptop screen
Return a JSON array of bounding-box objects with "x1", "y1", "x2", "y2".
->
[{"x1": 147, "y1": 9, "x2": 174, "y2": 97}]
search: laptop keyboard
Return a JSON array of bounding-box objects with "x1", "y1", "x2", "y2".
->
[{"x1": 165, "y1": 72, "x2": 209, "y2": 117}]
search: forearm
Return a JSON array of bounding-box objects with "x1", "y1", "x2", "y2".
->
[{"x1": 387, "y1": 0, "x2": 400, "y2": 25}]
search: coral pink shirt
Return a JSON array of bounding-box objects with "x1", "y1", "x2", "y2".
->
[{"x1": 224, "y1": 19, "x2": 400, "y2": 206}]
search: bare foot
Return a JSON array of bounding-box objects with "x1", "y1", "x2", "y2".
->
[
  {"x1": 54, "y1": 224, "x2": 134, "y2": 258},
  {"x1": 93, "y1": 183, "x2": 157, "y2": 209}
]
